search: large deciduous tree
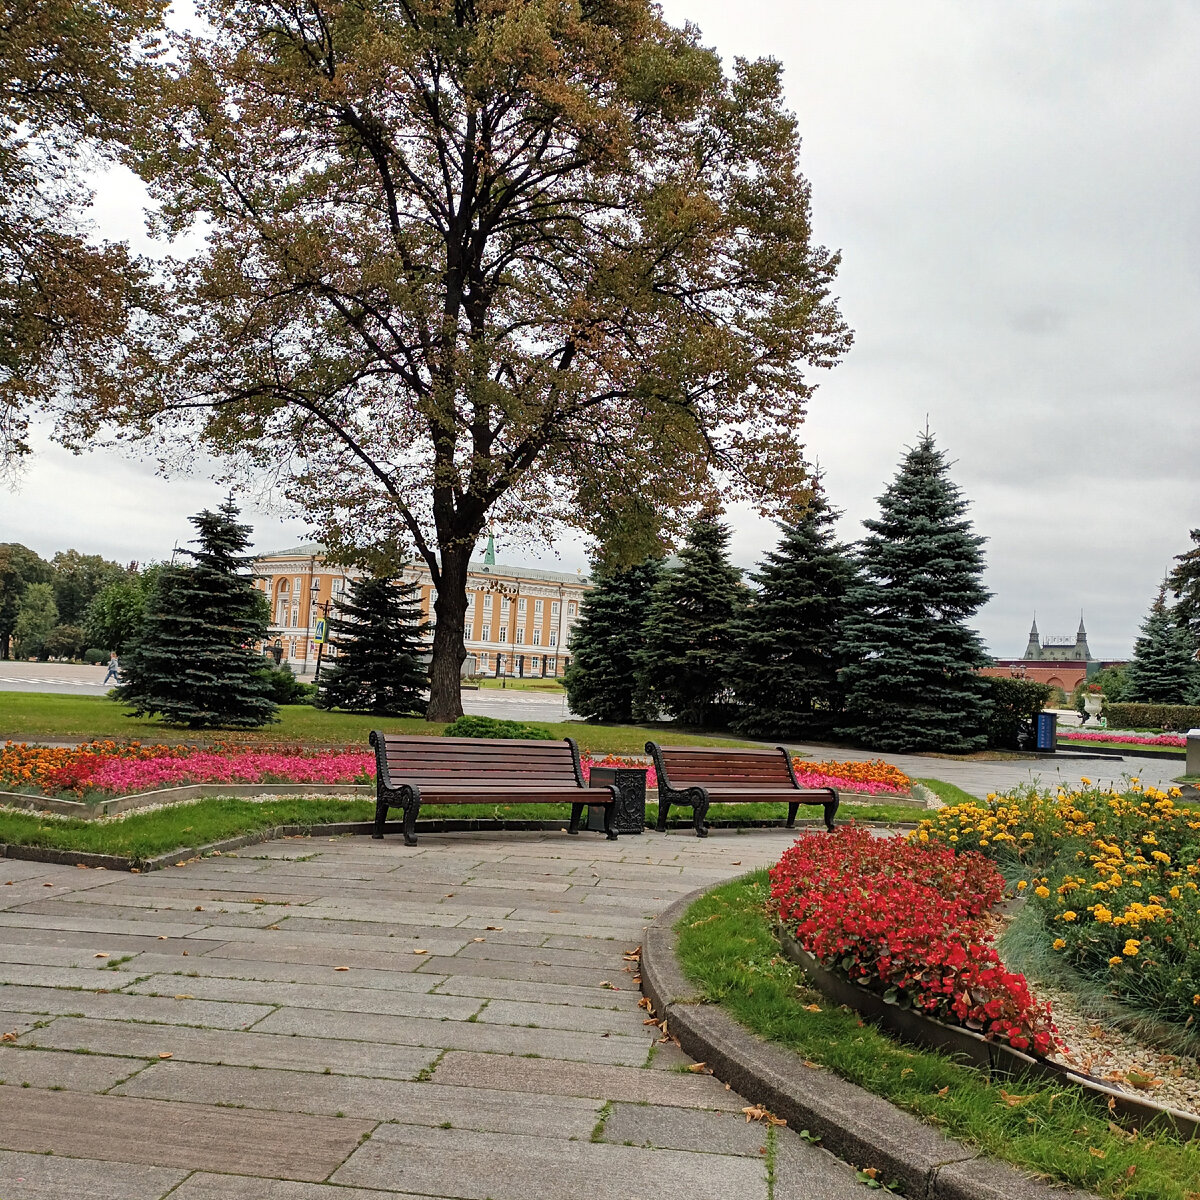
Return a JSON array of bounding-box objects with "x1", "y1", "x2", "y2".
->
[
  {"x1": 72, "y1": 0, "x2": 850, "y2": 721},
  {"x1": 837, "y1": 432, "x2": 992, "y2": 753},
  {"x1": 0, "y1": 542, "x2": 52, "y2": 658},
  {"x1": 0, "y1": 0, "x2": 164, "y2": 460}
]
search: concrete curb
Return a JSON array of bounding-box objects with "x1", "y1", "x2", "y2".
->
[{"x1": 642, "y1": 889, "x2": 1098, "y2": 1200}]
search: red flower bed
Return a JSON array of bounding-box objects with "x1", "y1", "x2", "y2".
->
[{"x1": 769, "y1": 828, "x2": 1059, "y2": 1056}]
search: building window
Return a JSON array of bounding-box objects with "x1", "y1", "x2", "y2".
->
[
  {"x1": 498, "y1": 626, "x2": 507, "y2": 644},
  {"x1": 483, "y1": 594, "x2": 493, "y2": 612},
  {"x1": 332, "y1": 578, "x2": 345, "y2": 597},
  {"x1": 549, "y1": 631, "x2": 557, "y2": 647},
  {"x1": 501, "y1": 597, "x2": 510, "y2": 616},
  {"x1": 518, "y1": 597, "x2": 527, "y2": 613},
  {"x1": 568, "y1": 601, "x2": 577, "y2": 616},
  {"x1": 534, "y1": 599, "x2": 543, "y2": 615},
  {"x1": 532, "y1": 629, "x2": 541, "y2": 646},
  {"x1": 516, "y1": 627, "x2": 525, "y2": 644},
  {"x1": 290, "y1": 604, "x2": 299, "y2": 628},
  {"x1": 481, "y1": 624, "x2": 491, "y2": 642},
  {"x1": 551, "y1": 601, "x2": 560, "y2": 616},
  {"x1": 276, "y1": 601, "x2": 287, "y2": 626}
]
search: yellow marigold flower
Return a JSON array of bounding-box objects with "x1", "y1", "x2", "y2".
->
[
  {"x1": 1123, "y1": 940, "x2": 1141, "y2": 956},
  {"x1": 1034, "y1": 885, "x2": 1051, "y2": 898},
  {"x1": 1081, "y1": 777, "x2": 1092, "y2": 785},
  {"x1": 1109, "y1": 956, "x2": 1123, "y2": 966},
  {"x1": 1152, "y1": 851, "x2": 1171, "y2": 864},
  {"x1": 1017, "y1": 880, "x2": 1028, "y2": 891},
  {"x1": 1052, "y1": 938, "x2": 1066, "y2": 950},
  {"x1": 1062, "y1": 910, "x2": 1078, "y2": 921}
]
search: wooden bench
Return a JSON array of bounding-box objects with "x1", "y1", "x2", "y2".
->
[
  {"x1": 369, "y1": 732, "x2": 618, "y2": 846},
  {"x1": 644, "y1": 742, "x2": 839, "y2": 838}
]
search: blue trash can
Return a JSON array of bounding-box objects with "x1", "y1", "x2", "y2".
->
[{"x1": 1035, "y1": 712, "x2": 1057, "y2": 751}]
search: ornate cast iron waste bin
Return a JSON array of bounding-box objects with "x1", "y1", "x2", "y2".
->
[{"x1": 587, "y1": 765, "x2": 647, "y2": 835}]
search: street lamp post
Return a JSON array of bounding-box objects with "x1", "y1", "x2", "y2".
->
[{"x1": 309, "y1": 579, "x2": 331, "y2": 685}]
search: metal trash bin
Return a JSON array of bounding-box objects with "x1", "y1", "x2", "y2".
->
[
  {"x1": 586, "y1": 765, "x2": 647, "y2": 835},
  {"x1": 1035, "y1": 712, "x2": 1058, "y2": 752},
  {"x1": 1187, "y1": 729, "x2": 1200, "y2": 778}
]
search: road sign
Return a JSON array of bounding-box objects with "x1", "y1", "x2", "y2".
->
[{"x1": 314, "y1": 619, "x2": 327, "y2": 645}]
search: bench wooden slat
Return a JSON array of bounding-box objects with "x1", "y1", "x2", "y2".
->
[
  {"x1": 369, "y1": 731, "x2": 617, "y2": 847},
  {"x1": 646, "y1": 741, "x2": 839, "y2": 839}
]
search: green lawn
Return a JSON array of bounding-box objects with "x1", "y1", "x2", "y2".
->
[
  {"x1": 675, "y1": 872, "x2": 1200, "y2": 1200},
  {"x1": 0, "y1": 692, "x2": 750, "y2": 755},
  {"x1": 0, "y1": 795, "x2": 923, "y2": 867},
  {"x1": 913, "y1": 777, "x2": 982, "y2": 806}
]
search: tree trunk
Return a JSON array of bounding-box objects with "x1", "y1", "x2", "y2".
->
[{"x1": 425, "y1": 547, "x2": 469, "y2": 722}]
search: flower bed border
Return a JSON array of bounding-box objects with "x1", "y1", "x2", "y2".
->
[{"x1": 776, "y1": 917, "x2": 1200, "y2": 1142}]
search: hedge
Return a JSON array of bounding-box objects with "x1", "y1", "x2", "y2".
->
[
  {"x1": 1104, "y1": 702, "x2": 1200, "y2": 733},
  {"x1": 441, "y1": 714, "x2": 555, "y2": 740},
  {"x1": 981, "y1": 677, "x2": 1052, "y2": 749}
]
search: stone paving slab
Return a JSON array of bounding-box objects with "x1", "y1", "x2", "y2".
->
[
  {"x1": 22, "y1": 1015, "x2": 441, "y2": 1078},
  {"x1": 0, "y1": 1149, "x2": 187, "y2": 1200},
  {"x1": 0, "y1": 924, "x2": 226, "y2": 955},
  {"x1": 431, "y1": 1049, "x2": 744, "y2": 1109},
  {"x1": 252, "y1": 1005, "x2": 650, "y2": 1065},
  {"x1": 413, "y1": 953, "x2": 627, "y2": 989},
  {"x1": 333, "y1": 1122, "x2": 768, "y2": 1200},
  {"x1": 772, "y1": 1125, "x2": 873, "y2": 1200},
  {"x1": 0, "y1": 1085, "x2": 375, "y2": 1180},
  {"x1": 108, "y1": 952, "x2": 447, "y2": 992},
  {"x1": 602, "y1": 1100, "x2": 768, "y2": 1155},
  {"x1": 0, "y1": 1045, "x2": 144, "y2": 1090},
  {"x1": 0, "y1": 982, "x2": 273, "y2": 1028},
  {"x1": 430, "y1": 973, "x2": 638, "y2": 1010},
  {"x1": 168, "y1": 1177, "x2": 440, "y2": 1200},
  {"x1": 125, "y1": 973, "x2": 483, "y2": 1020},
  {"x1": 199, "y1": 941, "x2": 438, "y2": 971},
  {"x1": 116, "y1": 1060, "x2": 603, "y2": 1135}
]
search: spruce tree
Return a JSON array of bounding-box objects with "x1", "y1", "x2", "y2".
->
[
  {"x1": 635, "y1": 514, "x2": 746, "y2": 726},
  {"x1": 118, "y1": 500, "x2": 277, "y2": 728},
  {"x1": 838, "y1": 432, "x2": 992, "y2": 753},
  {"x1": 1125, "y1": 585, "x2": 1200, "y2": 705},
  {"x1": 1168, "y1": 529, "x2": 1200, "y2": 647},
  {"x1": 564, "y1": 557, "x2": 662, "y2": 723},
  {"x1": 730, "y1": 490, "x2": 859, "y2": 739},
  {"x1": 317, "y1": 576, "x2": 428, "y2": 715}
]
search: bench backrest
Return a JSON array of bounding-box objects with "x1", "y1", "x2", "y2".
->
[
  {"x1": 647, "y1": 743, "x2": 795, "y2": 789},
  {"x1": 370, "y1": 732, "x2": 584, "y2": 788}
]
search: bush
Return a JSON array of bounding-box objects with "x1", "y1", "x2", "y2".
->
[
  {"x1": 1105, "y1": 702, "x2": 1200, "y2": 732},
  {"x1": 981, "y1": 677, "x2": 1051, "y2": 749},
  {"x1": 262, "y1": 663, "x2": 317, "y2": 705},
  {"x1": 917, "y1": 781, "x2": 1200, "y2": 1025},
  {"x1": 83, "y1": 648, "x2": 107, "y2": 664},
  {"x1": 442, "y1": 714, "x2": 555, "y2": 740}
]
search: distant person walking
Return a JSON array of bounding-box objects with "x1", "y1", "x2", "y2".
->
[{"x1": 103, "y1": 653, "x2": 121, "y2": 684}]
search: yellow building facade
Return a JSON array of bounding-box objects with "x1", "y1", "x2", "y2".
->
[{"x1": 250, "y1": 544, "x2": 592, "y2": 677}]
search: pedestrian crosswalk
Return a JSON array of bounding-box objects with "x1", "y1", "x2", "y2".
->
[{"x1": 0, "y1": 675, "x2": 107, "y2": 687}]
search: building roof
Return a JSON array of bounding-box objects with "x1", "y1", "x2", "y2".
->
[{"x1": 255, "y1": 545, "x2": 589, "y2": 586}]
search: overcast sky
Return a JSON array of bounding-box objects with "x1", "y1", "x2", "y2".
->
[{"x1": 5, "y1": 0, "x2": 1198, "y2": 659}]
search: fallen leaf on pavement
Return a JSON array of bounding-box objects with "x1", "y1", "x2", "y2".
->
[
  {"x1": 334, "y1": 966, "x2": 349, "y2": 972},
  {"x1": 158, "y1": 1052, "x2": 173, "y2": 1059}
]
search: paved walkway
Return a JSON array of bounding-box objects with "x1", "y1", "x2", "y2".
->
[{"x1": 0, "y1": 827, "x2": 869, "y2": 1199}]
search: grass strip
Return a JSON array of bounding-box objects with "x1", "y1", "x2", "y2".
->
[
  {"x1": 675, "y1": 871, "x2": 1200, "y2": 1200},
  {"x1": 0, "y1": 797, "x2": 922, "y2": 865},
  {"x1": 913, "y1": 778, "x2": 982, "y2": 806},
  {"x1": 0, "y1": 692, "x2": 752, "y2": 754}
]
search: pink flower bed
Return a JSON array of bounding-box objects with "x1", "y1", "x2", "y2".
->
[
  {"x1": 91, "y1": 750, "x2": 375, "y2": 792},
  {"x1": 1059, "y1": 731, "x2": 1185, "y2": 749},
  {"x1": 24, "y1": 746, "x2": 907, "y2": 799}
]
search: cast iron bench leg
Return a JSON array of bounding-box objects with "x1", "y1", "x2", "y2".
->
[
  {"x1": 604, "y1": 802, "x2": 618, "y2": 841},
  {"x1": 402, "y1": 797, "x2": 420, "y2": 847},
  {"x1": 692, "y1": 790, "x2": 710, "y2": 838},
  {"x1": 786, "y1": 801, "x2": 800, "y2": 828},
  {"x1": 655, "y1": 796, "x2": 671, "y2": 833},
  {"x1": 568, "y1": 802, "x2": 584, "y2": 834},
  {"x1": 823, "y1": 794, "x2": 839, "y2": 833}
]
